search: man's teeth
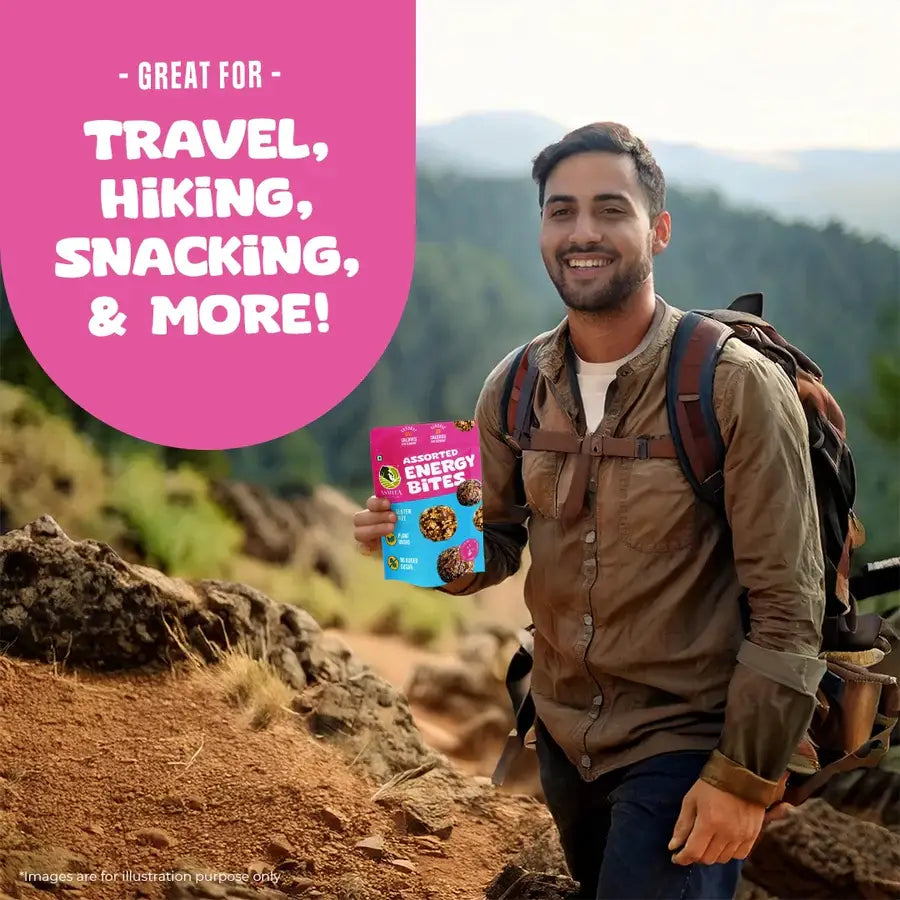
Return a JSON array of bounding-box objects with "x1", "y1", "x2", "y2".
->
[{"x1": 568, "y1": 258, "x2": 612, "y2": 268}]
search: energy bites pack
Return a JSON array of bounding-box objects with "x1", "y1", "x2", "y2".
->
[{"x1": 369, "y1": 420, "x2": 485, "y2": 588}]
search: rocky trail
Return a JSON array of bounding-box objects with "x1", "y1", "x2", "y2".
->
[{"x1": 1, "y1": 517, "x2": 899, "y2": 899}]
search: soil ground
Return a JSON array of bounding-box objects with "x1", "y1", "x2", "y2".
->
[{"x1": 0, "y1": 653, "x2": 547, "y2": 900}]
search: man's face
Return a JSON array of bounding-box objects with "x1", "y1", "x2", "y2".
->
[{"x1": 539, "y1": 151, "x2": 669, "y2": 314}]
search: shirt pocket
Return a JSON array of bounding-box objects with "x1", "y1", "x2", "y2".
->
[
  {"x1": 618, "y1": 458, "x2": 697, "y2": 553},
  {"x1": 521, "y1": 449, "x2": 562, "y2": 520}
]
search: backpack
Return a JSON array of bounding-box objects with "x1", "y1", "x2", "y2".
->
[{"x1": 492, "y1": 293, "x2": 900, "y2": 805}]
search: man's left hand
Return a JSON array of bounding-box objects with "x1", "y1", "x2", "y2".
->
[{"x1": 668, "y1": 779, "x2": 766, "y2": 866}]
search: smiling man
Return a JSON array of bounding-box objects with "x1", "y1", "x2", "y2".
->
[{"x1": 354, "y1": 122, "x2": 826, "y2": 900}]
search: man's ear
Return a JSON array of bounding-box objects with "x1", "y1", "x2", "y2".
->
[{"x1": 651, "y1": 211, "x2": 672, "y2": 255}]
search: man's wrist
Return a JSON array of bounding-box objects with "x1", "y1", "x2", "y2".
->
[{"x1": 699, "y1": 749, "x2": 783, "y2": 807}]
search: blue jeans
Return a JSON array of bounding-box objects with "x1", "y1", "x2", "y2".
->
[{"x1": 535, "y1": 719, "x2": 742, "y2": 899}]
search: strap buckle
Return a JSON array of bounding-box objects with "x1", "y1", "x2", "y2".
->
[{"x1": 636, "y1": 437, "x2": 650, "y2": 460}]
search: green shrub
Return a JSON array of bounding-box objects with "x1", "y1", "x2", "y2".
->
[
  {"x1": 0, "y1": 382, "x2": 111, "y2": 539},
  {"x1": 110, "y1": 456, "x2": 242, "y2": 577}
]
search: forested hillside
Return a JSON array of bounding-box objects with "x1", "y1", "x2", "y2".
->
[{"x1": 2, "y1": 169, "x2": 897, "y2": 558}]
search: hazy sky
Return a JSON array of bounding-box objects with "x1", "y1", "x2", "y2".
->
[{"x1": 417, "y1": 0, "x2": 899, "y2": 152}]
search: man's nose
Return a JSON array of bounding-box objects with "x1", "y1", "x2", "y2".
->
[{"x1": 568, "y1": 211, "x2": 602, "y2": 246}]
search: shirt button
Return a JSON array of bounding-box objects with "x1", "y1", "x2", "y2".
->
[
  {"x1": 583, "y1": 614, "x2": 593, "y2": 625},
  {"x1": 588, "y1": 708, "x2": 599, "y2": 720},
  {"x1": 584, "y1": 530, "x2": 596, "y2": 543},
  {"x1": 581, "y1": 755, "x2": 591, "y2": 769},
  {"x1": 593, "y1": 693, "x2": 603, "y2": 706}
]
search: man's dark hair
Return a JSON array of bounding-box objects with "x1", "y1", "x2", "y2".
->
[{"x1": 531, "y1": 122, "x2": 666, "y2": 218}]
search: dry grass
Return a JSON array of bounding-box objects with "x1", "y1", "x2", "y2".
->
[
  {"x1": 159, "y1": 613, "x2": 295, "y2": 731},
  {"x1": 208, "y1": 649, "x2": 295, "y2": 731}
]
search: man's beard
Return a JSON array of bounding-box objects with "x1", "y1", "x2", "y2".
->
[{"x1": 547, "y1": 243, "x2": 652, "y2": 314}]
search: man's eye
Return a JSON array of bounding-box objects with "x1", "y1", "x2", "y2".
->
[
  {"x1": 550, "y1": 208, "x2": 571, "y2": 217},
  {"x1": 600, "y1": 208, "x2": 623, "y2": 215}
]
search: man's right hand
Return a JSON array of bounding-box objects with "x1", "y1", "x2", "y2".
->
[{"x1": 353, "y1": 496, "x2": 397, "y2": 555}]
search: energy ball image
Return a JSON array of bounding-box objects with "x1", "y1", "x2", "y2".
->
[
  {"x1": 456, "y1": 479, "x2": 482, "y2": 506},
  {"x1": 419, "y1": 505, "x2": 458, "y2": 542},
  {"x1": 454, "y1": 419, "x2": 475, "y2": 431},
  {"x1": 473, "y1": 506, "x2": 483, "y2": 531},
  {"x1": 436, "y1": 547, "x2": 474, "y2": 583}
]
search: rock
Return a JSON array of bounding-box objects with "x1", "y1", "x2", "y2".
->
[
  {"x1": 209, "y1": 481, "x2": 300, "y2": 564},
  {"x1": 388, "y1": 858, "x2": 416, "y2": 873},
  {"x1": 133, "y1": 827, "x2": 175, "y2": 848},
  {"x1": 279, "y1": 875, "x2": 316, "y2": 893},
  {"x1": 511, "y1": 822, "x2": 568, "y2": 877},
  {"x1": 268, "y1": 646, "x2": 308, "y2": 692},
  {"x1": 81, "y1": 822, "x2": 105, "y2": 836},
  {"x1": 411, "y1": 836, "x2": 447, "y2": 858},
  {"x1": 185, "y1": 796, "x2": 205, "y2": 811},
  {"x1": 743, "y1": 798, "x2": 900, "y2": 898},
  {"x1": 319, "y1": 807, "x2": 348, "y2": 832},
  {"x1": 265, "y1": 834, "x2": 295, "y2": 861},
  {"x1": 395, "y1": 797, "x2": 454, "y2": 840},
  {"x1": 0, "y1": 517, "x2": 434, "y2": 785},
  {"x1": 354, "y1": 834, "x2": 386, "y2": 861},
  {"x1": 304, "y1": 677, "x2": 436, "y2": 784},
  {"x1": 246, "y1": 859, "x2": 273, "y2": 878},
  {"x1": 484, "y1": 865, "x2": 580, "y2": 900},
  {"x1": 373, "y1": 767, "x2": 455, "y2": 839}
]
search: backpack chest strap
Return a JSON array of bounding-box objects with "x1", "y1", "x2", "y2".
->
[
  {"x1": 520, "y1": 429, "x2": 678, "y2": 459},
  {"x1": 518, "y1": 429, "x2": 678, "y2": 522}
]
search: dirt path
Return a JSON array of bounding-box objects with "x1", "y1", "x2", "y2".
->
[{"x1": 0, "y1": 656, "x2": 546, "y2": 900}]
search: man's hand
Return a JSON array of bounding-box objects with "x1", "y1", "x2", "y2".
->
[
  {"x1": 352, "y1": 496, "x2": 397, "y2": 555},
  {"x1": 668, "y1": 779, "x2": 765, "y2": 866}
]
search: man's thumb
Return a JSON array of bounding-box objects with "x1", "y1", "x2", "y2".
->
[{"x1": 668, "y1": 796, "x2": 696, "y2": 851}]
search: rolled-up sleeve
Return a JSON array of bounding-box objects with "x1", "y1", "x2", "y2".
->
[
  {"x1": 439, "y1": 353, "x2": 529, "y2": 596},
  {"x1": 699, "y1": 352, "x2": 826, "y2": 805}
]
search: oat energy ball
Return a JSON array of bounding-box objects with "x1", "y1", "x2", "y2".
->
[
  {"x1": 436, "y1": 547, "x2": 474, "y2": 583},
  {"x1": 473, "y1": 506, "x2": 483, "y2": 532},
  {"x1": 419, "y1": 505, "x2": 458, "y2": 542},
  {"x1": 456, "y1": 479, "x2": 482, "y2": 506},
  {"x1": 454, "y1": 419, "x2": 475, "y2": 431}
]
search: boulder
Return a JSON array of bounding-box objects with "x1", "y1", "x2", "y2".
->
[{"x1": 0, "y1": 517, "x2": 433, "y2": 783}]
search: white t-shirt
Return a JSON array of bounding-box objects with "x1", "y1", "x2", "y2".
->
[{"x1": 574, "y1": 329, "x2": 654, "y2": 433}]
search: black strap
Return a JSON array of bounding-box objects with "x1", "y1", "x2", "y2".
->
[{"x1": 492, "y1": 626, "x2": 536, "y2": 786}]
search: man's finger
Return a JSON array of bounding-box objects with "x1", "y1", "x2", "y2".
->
[
  {"x1": 700, "y1": 837, "x2": 728, "y2": 866},
  {"x1": 366, "y1": 496, "x2": 393, "y2": 513},
  {"x1": 354, "y1": 510, "x2": 396, "y2": 528},
  {"x1": 667, "y1": 796, "x2": 696, "y2": 851},
  {"x1": 355, "y1": 523, "x2": 395, "y2": 543},
  {"x1": 714, "y1": 841, "x2": 741, "y2": 865},
  {"x1": 672, "y1": 825, "x2": 712, "y2": 866},
  {"x1": 734, "y1": 839, "x2": 756, "y2": 861}
]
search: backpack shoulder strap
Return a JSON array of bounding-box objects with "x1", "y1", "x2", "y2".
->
[
  {"x1": 499, "y1": 339, "x2": 540, "y2": 451},
  {"x1": 666, "y1": 311, "x2": 735, "y2": 508}
]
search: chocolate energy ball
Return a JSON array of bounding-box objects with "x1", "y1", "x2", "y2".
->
[
  {"x1": 419, "y1": 505, "x2": 458, "y2": 542},
  {"x1": 473, "y1": 506, "x2": 483, "y2": 532},
  {"x1": 454, "y1": 419, "x2": 475, "y2": 431},
  {"x1": 456, "y1": 479, "x2": 482, "y2": 506},
  {"x1": 436, "y1": 547, "x2": 474, "y2": 583}
]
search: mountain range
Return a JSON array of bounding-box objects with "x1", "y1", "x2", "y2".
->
[{"x1": 417, "y1": 112, "x2": 900, "y2": 246}]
